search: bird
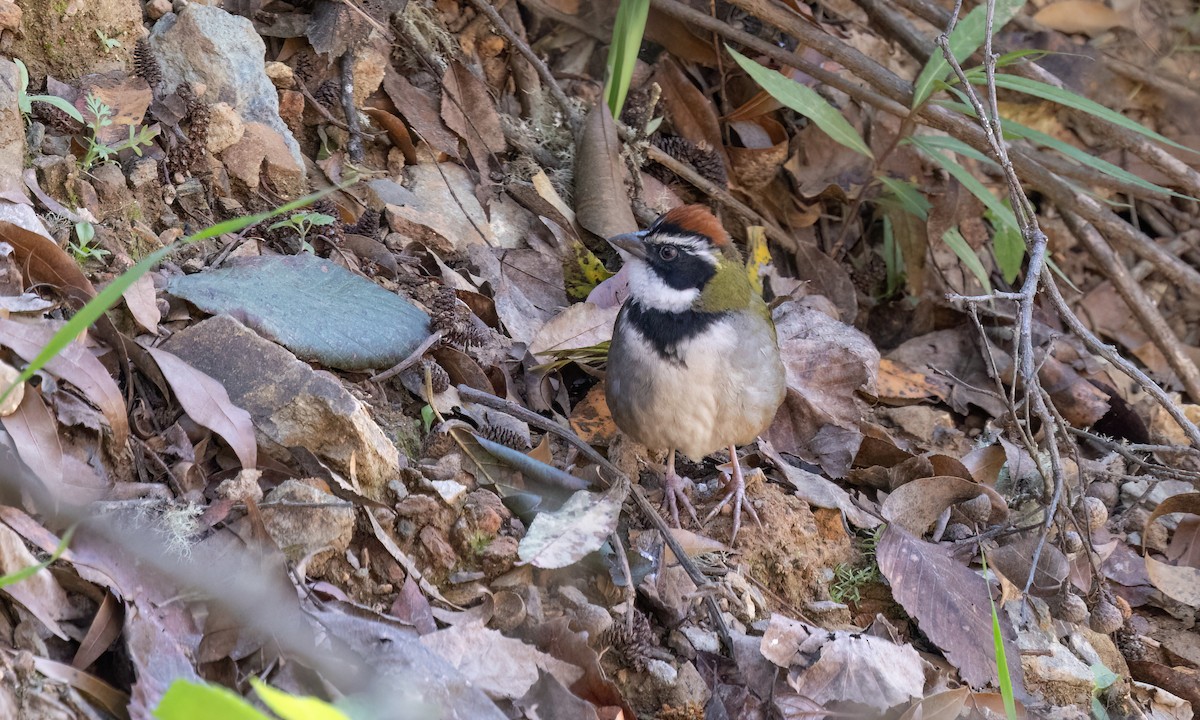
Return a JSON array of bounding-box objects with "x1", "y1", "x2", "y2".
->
[{"x1": 604, "y1": 205, "x2": 786, "y2": 543}]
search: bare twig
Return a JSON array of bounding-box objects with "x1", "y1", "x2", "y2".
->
[
  {"x1": 341, "y1": 51, "x2": 364, "y2": 164},
  {"x1": 467, "y1": 0, "x2": 582, "y2": 132},
  {"x1": 455, "y1": 383, "x2": 735, "y2": 652},
  {"x1": 369, "y1": 331, "x2": 444, "y2": 383},
  {"x1": 1058, "y1": 210, "x2": 1200, "y2": 402}
]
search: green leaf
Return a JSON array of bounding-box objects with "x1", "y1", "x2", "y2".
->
[
  {"x1": 0, "y1": 525, "x2": 75, "y2": 589},
  {"x1": 943, "y1": 227, "x2": 993, "y2": 293},
  {"x1": 154, "y1": 680, "x2": 271, "y2": 720},
  {"x1": 909, "y1": 136, "x2": 1019, "y2": 231},
  {"x1": 981, "y1": 74, "x2": 1200, "y2": 155},
  {"x1": 727, "y1": 46, "x2": 873, "y2": 158},
  {"x1": 251, "y1": 679, "x2": 350, "y2": 720},
  {"x1": 938, "y1": 98, "x2": 1184, "y2": 199},
  {"x1": 881, "y1": 214, "x2": 903, "y2": 296},
  {"x1": 1091, "y1": 664, "x2": 1119, "y2": 691},
  {"x1": 912, "y1": 0, "x2": 1028, "y2": 107},
  {"x1": 604, "y1": 0, "x2": 650, "y2": 118},
  {"x1": 877, "y1": 176, "x2": 931, "y2": 220},
  {"x1": 988, "y1": 210, "x2": 1025, "y2": 284}
]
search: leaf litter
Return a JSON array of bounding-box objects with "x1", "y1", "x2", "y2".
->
[{"x1": 1, "y1": 0, "x2": 1200, "y2": 718}]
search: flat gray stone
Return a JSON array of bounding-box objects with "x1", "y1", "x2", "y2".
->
[{"x1": 160, "y1": 314, "x2": 400, "y2": 496}]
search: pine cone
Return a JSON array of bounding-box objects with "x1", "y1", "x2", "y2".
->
[
  {"x1": 347, "y1": 208, "x2": 381, "y2": 238},
  {"x1": 650, "y1": 135, "x2": 728, "y2": 188},
  {"x1": 133, "y1": 39, "x2": 163, "y2": 90},
  {"x1": 423, "y1": 359, "x2": 450, "y2": 394},
  {"x1": 313, "y1": 79, "x2": 340, "y2": 110},
  {"x1": 600, "y1": 611, "x2": 658, "y2": 672},
  {"x1": 482, "y1": 423, "x2": 527, "y2": 449}
]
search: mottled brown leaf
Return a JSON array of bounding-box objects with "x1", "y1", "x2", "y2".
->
[{"x1": 876, "y1": 524, "x2": 1022, "y2": 691}]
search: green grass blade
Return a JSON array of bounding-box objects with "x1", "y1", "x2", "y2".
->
[
  {"x1": 988, "y1": 209, "x2": 1025, "y2": 284},
  {"x1": 877, "y1": 176, "x2": 931, "y2": 220},
  {"x1": 979, "y1": 552, "x2": 1018, "y2": 719},
  {"x1": 942, "y1": 227, "x2": 993, "y2": 293},
  {"x1": 604, "y1": 0, "x2": 650, "y2": 118},
  {"x1": 728, "y1": 46, "x2": 873, "y2": 158},
  {"x1": 0, "y1": 525, "x2": 75, "y2": 588},
  {"x1": 912, "y1": 0, "x2": 1027, "y2": 108},
  {"x1": 909, "y1": 136, "x2": 1020, "y2": 231},
  {"x1": 982, "y1": 74, "x2": 1199, "y2": 155}
]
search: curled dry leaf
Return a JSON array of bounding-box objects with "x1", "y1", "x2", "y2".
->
[
  {"x1": 1143, "y1": 493, "x2": 1200, "y2": 608},
  {"x1": 420, "y1": 621, "x2": 584, "y2": 700},
  {"x1": 788, "y1": 632, "x2": 926, "y2": 711},
  {"x1": 0, "y1": 359, "x2": 23, "y2": 415},
  {"x1": 876, "y1": 524, "x2": 1023, "y2": 691},
  {"x1": 1032, "y1": 0, "x2": 1125, "y2": 36},
  {"x1": 442, "y1": 61, "x2": 507, "y2": 170},
  {"x1": 728, "y1": 117, "x2": 789, "y2": 190},
  {"x1": 1, "y1": 389, "x2": 63, "y2": 494},
  {"x1": 122, "y1": 272, "x2": 161, "y2": 335},
  {"x1": 764, "y1": 297, "x2": 879, "y2": 477},
  {"x1": 880, "y1": 475, "x2": 1008, "y2": 536},
  {"x1": 518, "y1": 479, "x2": 628, "y2": 569},
  {"x1": 0, "y1": 522, "x2": 70, "y2": 640},
  {"x1": 573, "y1": 103, "x2": 638, "y2": 241},
  {"x1": 988, "y1": 535, "x2": 1069, "y2": 597},
  {"x1": 529, "y1": 302, "x2": 619, "y2": 363},
  {"x1": 0, "y1": 318, "x2": 128, "y2": 449},
  {"x1": 146, "y1": 347, "x2": 257, "y2": 470}
]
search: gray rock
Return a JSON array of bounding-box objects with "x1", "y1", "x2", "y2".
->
[
  {"x1": 149, "y1": 4, "x2": 303, "y2": 166},
  {"x1": 160, "y1": 314, "x2": 400, "y2": 496},
  {"x1": 262, "y1": 479, "x2": 354, "y2": 566},
  {"x1": 0, "y1": 62, "x2": 23, "y2": 197}
]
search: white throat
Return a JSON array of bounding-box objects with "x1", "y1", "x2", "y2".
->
[{"x1": 625, "y1": 260, "x2": 699, "y2": 312}]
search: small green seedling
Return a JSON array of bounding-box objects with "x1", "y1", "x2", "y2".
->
[
  {"x1": 1090, "y1": 664, "x2": 1119, "y2": 720},
  {"x1": 269, "y1": 211, "x2": 337, "y2": 254},
  {"x1": 69, "y1": 217, "x2": 109, "y2": 263},
  {"x1": 95, "y1": 30, "x2": 121, "y2": 53},
  {"x1": 14, "y1": 58, "x2": 84, "y2": 124},
  {"x1": 80, "y1": 93, "x2": 159, "y2": 169}
]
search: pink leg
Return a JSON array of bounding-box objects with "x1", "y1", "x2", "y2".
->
[
  {"x1": 702, "y1": 446, "x2": 762, "y2": 544},
  {"x1": 661, "y1": 449, "x2": 700, "y2": 528}
]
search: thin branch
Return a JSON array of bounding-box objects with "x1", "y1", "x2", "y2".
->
[{"x1": 467, "y1": 0, "x2": 582, "y2": 133}]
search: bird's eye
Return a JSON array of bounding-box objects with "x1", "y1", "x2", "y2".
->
[{"x1": 658, "y1": 246, "x2": 678, "y2": 261}]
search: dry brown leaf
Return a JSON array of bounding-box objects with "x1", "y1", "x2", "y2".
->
[
  {"x1": 1143, "y1": 493, "x2": 1200, "y2": 607},
  {"x1": 442, "y1": 61, "x2": 507, "y2": 171},
  {"x1": 877, "y1": 524, "x2": 1023, "y2": 691},
  {"x1": 644, "y1": 8, "x2": 719, "y2": 67},
  {"x1": 728, "y1": 117, "x2": 788, "y2": 190},
  {"x1": 1, "y1": 388, "x2": 63, "y2": 492},
  {"x1": 988, "y1": 535, "x2": 1069, "y2": 597},
  {"x1": 569, "y1": 384, "x2": 617, "y2": 446},
  {"x1": 654, "y1": 57, "x2": 729, "y2": 176},
  {"x1": 363, "y1": 106, "x2": 419, "y2": 165},
  {"x1": 382, "y1": 66, "x2": 460, "y2": 158},
  {"x1": 421, "y1": 621, "x2": 584, "y2": 700},
  {"x1": 31, "y1": 654, "x2": 131, "y2": 718},
  {"x1": 897, "y1": 687, "x2": 971, "y2": 720},
  {"x1": 0, "y1": 318, "x2": 128, "y2": 448},
  {"x1": 574, "y1": 103, "x2": 638, "y2": 241},
  {"x1": 529, "y1": 302, "x2": 619, "y2": 362},
  {"x1": 0, "y1": 219, "x2": 95, "y2": 303},
  {"x1": 0, "y1": 522, "x2": 70, "y2": 639},
  {"x1": 72, "y1": 592, "x2": 124, "y2": 671},
  {"x1": 1033, "y1": 0, "x2": 1125, "y2": 36},
  {"x1": 122, "y1": 272, "x2": 160, "y2": 336},
  {"x1": 880, "y1": 476, "x2": 1007, "y2": 535},
  {"x1": 961, "y1": 443, "x2": 1007, "y2": 486},
  {"x1": 146, "y1": 347, "x2": 257, "y2": 470},
  {"x1": 874, "y1": 357, "x2": 949, "y2": 404},
  {"x1": 788, "y1": 632, "x2": 925, "y2": 711},
  {"x1": 764, "y1": 298, "x2": 879, "y2": 477},
  {"x1": 0, "y1": 359, "x2": 23, "y2": 415}
]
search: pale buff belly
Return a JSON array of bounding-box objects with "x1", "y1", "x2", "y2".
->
[{"x1": 605, "y1": 312, "x2": 785, "y2": 460}]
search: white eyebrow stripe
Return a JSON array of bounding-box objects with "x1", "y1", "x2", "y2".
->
[{"x1": 648, "y1": 234, "x2": 719, "y2": 266}]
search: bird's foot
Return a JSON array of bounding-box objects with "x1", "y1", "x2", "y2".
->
[
  {"x1": 702, "y1": 454, "x2": 762, "y2": 545},
  {"x1": 661, "y1": 468, "x2": 700, "y2": 529}
]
